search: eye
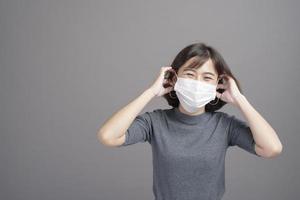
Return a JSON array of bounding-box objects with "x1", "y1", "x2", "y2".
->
[
  {"x1": 185, "y1": 73, "x2": 195, "y2": 77},
  {"x1": 185, "y1": 73, "x2": 194, "y2": 77},
  {"x1": 204, "y1": 77, "x2": 213, "y2": 80}
]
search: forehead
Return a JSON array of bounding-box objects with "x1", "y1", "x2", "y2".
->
[{"x1": 179, "y1": 56, "x2": 217, "y2": 75}]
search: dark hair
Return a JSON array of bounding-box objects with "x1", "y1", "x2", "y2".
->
[{"x1": 163, "y1": 42, "x2": 244, "y2": 112}]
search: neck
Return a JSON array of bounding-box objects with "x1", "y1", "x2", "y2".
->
[{"x1": 178, "y1": 104, "x2": 205, "y2": 116}]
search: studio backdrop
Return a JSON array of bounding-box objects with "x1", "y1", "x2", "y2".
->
[{"x1": 0, "y1": 0, "x2": 299, "y2": 200}]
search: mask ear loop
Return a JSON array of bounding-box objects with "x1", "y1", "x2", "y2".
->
[
  {"x1": 209, "y1": 75, "x2": 223, "y2": 105},
  {"x1": 168, "y1": 69, "x2": 178, "y2": 99}
]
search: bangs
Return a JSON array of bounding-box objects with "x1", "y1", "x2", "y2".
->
[{"x1": 185, "y1": 56, "x2": 209, "y2": 69}]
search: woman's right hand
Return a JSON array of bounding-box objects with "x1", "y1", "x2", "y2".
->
[{"x1": 149, "y1": 66, "x2": 176, "y2": 97}]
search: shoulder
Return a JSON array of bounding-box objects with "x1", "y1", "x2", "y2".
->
[
  {"x1": 213, "y1": 111, "x2": 249, "y2": 130},
  {"x1": 138, "y1": 108, "x2": 165, "y2": 121},
  {"x1": 144, "y1": 108, "x2": 164, "y2": 116},
  {"x1": 143, "y1": 108, "x2": 178, "y2": 122},
  {"x1": 147, "y1": 108, "x2": 172, "y2": 116},
  {"x1": 210, "y1": 110, "x2": 227, "y2": 118}
]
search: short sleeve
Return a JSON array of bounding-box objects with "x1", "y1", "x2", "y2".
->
[
  {"x1": 227, "y1": 115, "x2": 260, "y2": 156},
  {"x1": 118, "y1": 111, "x2": 153, "y2": 147}
]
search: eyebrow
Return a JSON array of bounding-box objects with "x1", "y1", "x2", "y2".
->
[{"x1": 183, "y1": 68, "x2": 216, "y2": 77}]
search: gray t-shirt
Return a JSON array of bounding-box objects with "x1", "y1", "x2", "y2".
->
[{"x1": 118, "y1": 107, "x2": 260, "y2": 200}]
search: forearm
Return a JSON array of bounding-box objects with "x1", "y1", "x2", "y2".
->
[
  {"x1": 235, "y1": 94, "x2": 283, "y2": 153},
  {"x1": 97, "y1": 88, "x2": 155, "y2": 142}
]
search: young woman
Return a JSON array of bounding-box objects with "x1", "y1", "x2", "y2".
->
[{"x1": 97, "y1": 43, "x2": 283, "y2": 200}]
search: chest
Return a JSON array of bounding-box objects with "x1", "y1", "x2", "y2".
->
[{"x1": 152, "y1": 121, "x2": 228, "y2": 169}]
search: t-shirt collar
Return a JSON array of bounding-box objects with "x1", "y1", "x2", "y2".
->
[{"x1": 171, "y1": 107, "x2": 212, "y2": 125}]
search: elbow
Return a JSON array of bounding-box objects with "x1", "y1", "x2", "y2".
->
[
  {"x1": 96, "y1": 129, "x2": 116, "y2": 147},
  {"x1": 97, "y1": 129, "x2": 108, "y2": 145},
  {"x1": 265, "y1": 143, "x2": 283, "y2": 158},
  {"x1": 273, "y1": 143, "x2": 283, "y2": 156}
]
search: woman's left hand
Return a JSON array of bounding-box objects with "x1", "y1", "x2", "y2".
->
[{"x1": 216, "y1": 74, "x2": 244, "y2": 106}]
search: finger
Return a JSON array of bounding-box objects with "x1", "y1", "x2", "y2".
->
[
  {"x1": 163, "y1": 79, "x2": 170, "y2": 85},
  {"x1": 165, "y1": 87, "x2": 174, "y2": 94},
  {"x1": 160, "y1": 66, "x2": 173, "y2": 76},
  {"x1": 216, "y1": 83, "x2": 226, "y2": 89},
  {"x1": 163, "y1": 67, "x2": 173, "y2": 73},
  {"x1": 216, "y1": 91, "x2": 222, "y2": 99},
  {"x1": 162, "y1": 66, "x2": 172, "y2": 70},
  {"x1": 220, "y1": 74, "x2": 230, "y2": 81},
  {"x1": 224, "y1": 74, "x2": 233, "y2": 81}
]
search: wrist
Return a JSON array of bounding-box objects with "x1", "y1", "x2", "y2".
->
[
  {"x1": 235, "y1": 94, "x2": 247, "y2": 108},
  {"x1": 146, "y1": 87, "x2": 157, "y2": 98}
]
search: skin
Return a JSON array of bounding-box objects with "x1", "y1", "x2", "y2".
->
[
  {"x1": 167, "y1": 56, "x2": 283, "y2": 158},
  {"x1": 167, "y1": 56, "x2": 221, "y2": 116},
  {"x1": 98, "y1": 56, "x2": 283, "y2": 158}
]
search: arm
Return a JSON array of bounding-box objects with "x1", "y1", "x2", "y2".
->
[
  {"x1": 98, "y1": 88, "x2": 155, "y2": 147},
  {"x1": 97, "y1": 66, "x2": 174, "y2": 147},
  {"x1": 234, "y1": 94, "x2": 283, "y2": 158},
  {"x1": 217, "y1": 74, "x2": 283, "y2": 158}
]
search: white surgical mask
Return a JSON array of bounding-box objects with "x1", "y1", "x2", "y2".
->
[{"x1": 174, "y1": 77, "x2": 217, "y2": 113}]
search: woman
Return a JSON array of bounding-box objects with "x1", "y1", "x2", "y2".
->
[{"x1": 97, "y1": 43, "x2": 283, "y2": 200}]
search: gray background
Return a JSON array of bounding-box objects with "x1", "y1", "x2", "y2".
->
[{"x1": 0, "y1": 0, "x2": 299, "y2": 199}]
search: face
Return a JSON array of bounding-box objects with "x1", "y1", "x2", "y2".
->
[{"x1": 176, "y1": 56, "x2": 219, "y2": 86}]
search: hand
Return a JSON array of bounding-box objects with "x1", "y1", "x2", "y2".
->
[
  {"x1": 216, "y1": 74, "x2": 244, "y2": 106},
  {"x1": 149, "y1": 66, "x2": 174, "y2": 97}
]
